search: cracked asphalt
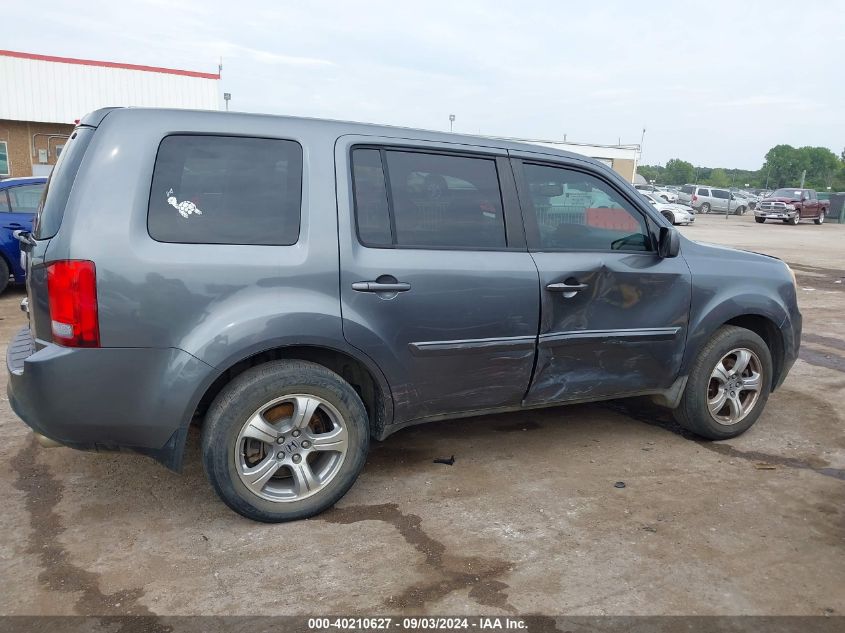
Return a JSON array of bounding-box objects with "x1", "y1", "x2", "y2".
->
[{"x1": 0, "y1": 212, "x2": 843, "y2": 618}]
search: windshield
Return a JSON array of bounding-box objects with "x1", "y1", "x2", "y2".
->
[{"x1": 770, "y1": 188, "x2": 804, "y2": 198}]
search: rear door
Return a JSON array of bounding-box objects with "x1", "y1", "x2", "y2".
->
[
  {"x1": 511, "y1": 154, "x2": 691, "y2": 405},
  {"x1": 335, "y1": 137, "x2": 540, "y2": 424}
]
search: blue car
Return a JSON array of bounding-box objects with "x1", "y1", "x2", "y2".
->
[{"x1": 0, "y1": 177, "x2": 47, "y2": 293}]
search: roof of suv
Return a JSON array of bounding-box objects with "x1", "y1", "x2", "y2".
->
[{"x1": 85, "y1": 107, "x2": 608, "y2": 169}]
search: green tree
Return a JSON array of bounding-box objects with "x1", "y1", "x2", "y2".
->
[
  {"x1": 708, "y1": 168, "x2": 730, "y2": 187},
  {"x1": 663, "y1": 158, "x2": 695, "y2": 185},
  {"x1": 762, "y1": 145, "x2": 802, "y2": 188}
]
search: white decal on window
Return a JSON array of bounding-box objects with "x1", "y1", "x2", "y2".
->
[{"x1": 166, "y1": 188, "x2": 203, "y2": 218}]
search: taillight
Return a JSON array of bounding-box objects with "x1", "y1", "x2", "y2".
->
[{"x1": 46, "y1": 260, "x2": 100, "y2": 347}]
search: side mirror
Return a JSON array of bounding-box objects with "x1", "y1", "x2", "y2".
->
[{"x1": 658, "y1": 226, "x2": 680, "y2": 258}]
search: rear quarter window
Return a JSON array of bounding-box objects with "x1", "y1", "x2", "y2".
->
[{"x1": 148, "y1": 135, "x2": 303, "y2": 245}]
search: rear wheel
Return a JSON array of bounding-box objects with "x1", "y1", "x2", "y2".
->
[
  {"x1": 202, "y1": 360, "x2": 370, "y2": 522},
  {"x1": 673, "y1": 325, "x2": 772, "y2": 440},
  {"x1": 699, "y1": 203, "x2": 711, "y2": 214},
  {"x1": 755, "y1": 217, "x2": 765, "y2": 223},
  {"x1": 814, "y1": 211, "x2": 825, "y2": 225}
]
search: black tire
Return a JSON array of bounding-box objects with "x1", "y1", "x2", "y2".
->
[
  {"x1": 755, "y1": 217, "x2": 765, "y2": 223},
  {"x1": 672, "y1": 325, "x2": 773, "y2": 440},
  {"x1": 0, "y1": 258, "x2": 9, "y2": 295},
  {"x1": 202, "y1": 360, "x2": 370, "y2": 522},
  {"x1": 699, "y1": 203, "x2": 711, "y2": 214},
  {"x1": 734, "y1": 206, "x2": 745, "y2": 215},
  {"x1": 789, "y1": 215, "x2": 799, "y2": 225},
  {"x1": 814, "y1": 210, "x2": 825, "y2": 225},
  {"x1": 661, "y1": 211, "x2": 675, "y2": 225}
]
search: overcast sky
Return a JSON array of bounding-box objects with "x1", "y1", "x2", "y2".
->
[{"x1": 5, "y1": 0, "x2": 843, "y2": 168}]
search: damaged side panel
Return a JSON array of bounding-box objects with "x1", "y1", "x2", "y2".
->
[{"x1": 524, "y1": 252, "x2": 692, "y2": 405}]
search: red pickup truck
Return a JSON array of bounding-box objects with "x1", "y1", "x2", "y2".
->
[{"x1": 755, "y1": 188, "x2": 829, "y2": 225}]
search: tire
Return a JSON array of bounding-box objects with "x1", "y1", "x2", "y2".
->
[
  {"x1": 788, "y1": 215, "x2": 799, "y2": 225},
  {"x1": 662, "y1": 211, "x2": 675, "y2": 225},
  {"x1": 0, "y1": 258, "x2": 9, "y2": 295},
  {"x1": 755, "y1": 217, "x2": 765, "y2": 223},
  {"x1": 699, "y1": 203, "x2": 711, "y2": 214},
  {"x1": 202, "y1": 360, "x2": 370, "y2": 522},
  {"x1": 673, "y1": 325, "x2": 773, "y2": 440},
  {"x1": 733, "y1": 206, "x2": 745, "y2": 215},
  {"x1": 814, "y1": 210, "x2": 825, "y2": 225}
]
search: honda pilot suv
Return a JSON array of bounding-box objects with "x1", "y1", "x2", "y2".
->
[{"x1": 8, "y1": 108, "x2": 801, "y2": 522}]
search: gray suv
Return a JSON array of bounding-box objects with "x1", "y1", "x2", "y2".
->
[{"x1": 8, "y1": 109, "x2": 801, "y2": 522}]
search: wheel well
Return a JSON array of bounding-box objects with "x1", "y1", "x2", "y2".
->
[
  {"x1": 194, "y1": 346, "x2": 388, "y2": 438},
  {"x1": 723, "y1": 315, "x2": 785, "y2": 390}
]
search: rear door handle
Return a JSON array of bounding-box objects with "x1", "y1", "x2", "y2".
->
[{"x1": 352, "y1": 281, "x2": 411, "y2": 293}]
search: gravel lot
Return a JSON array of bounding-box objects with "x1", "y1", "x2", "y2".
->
[{"x1": 1, "y1": 211, "x2": 843, "y2": 617}]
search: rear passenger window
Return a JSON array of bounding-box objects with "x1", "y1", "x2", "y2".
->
[
  {"x1": 8, "y1": 184, "x2": 45, "y2": 213},
  {"x1": 148, "y1": 135, "x2": 302, "y2": 245},
  {"x1": 712, "y1": 189, "x2": 729, "y2": 199},
  {"x1": 351, "y1": 149, "x2": 392, "y2": 247},
  {"x1": 351, "y1": 148, "x2": 507, "y2": 249}
]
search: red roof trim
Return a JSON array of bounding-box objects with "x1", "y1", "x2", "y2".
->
[{"x1": 0, "y1": 49, "x2": 220, "y2": 80}]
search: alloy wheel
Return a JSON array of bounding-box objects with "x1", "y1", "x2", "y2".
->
[
  {"x1": 234, "y1": 394, "x2": 349, "y2": 502},
  {"x1": 707, "y1": 348, "x2": 764, "y2": 426}
]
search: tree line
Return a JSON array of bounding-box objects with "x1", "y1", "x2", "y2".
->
[{"x1": 638, "y1": 145, "x2": 845, "y2": 191}]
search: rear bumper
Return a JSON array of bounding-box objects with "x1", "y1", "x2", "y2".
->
[{"x1": 6, "y1": 326, "x2": 215, "y2": 470}]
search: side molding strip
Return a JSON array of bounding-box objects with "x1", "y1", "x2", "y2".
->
[
  {"x1": 539, "y1": 327, "x2": 682, "y2": 348},
  {"x1": 409, "y1": 335, "x2": 537, "y2": 357}
]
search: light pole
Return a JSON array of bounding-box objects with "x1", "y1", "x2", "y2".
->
[
  {"x1": 449, "y1": 114, "x2": 455, "y2": 132},
  {"x1": 223, "y1": 93, "x2": 231, "y2": 112},
  {"x1": 639, "y1": 126, "x2": 646, "y2": 162}
]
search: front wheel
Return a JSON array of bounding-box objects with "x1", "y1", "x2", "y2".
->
[
  {"x1": 662, "y1": 211, "x2": 675, "y2": 225},
  {"x1": 673, "y1": 325, "x2": 772, "y2": 440},
  {"x1": 788, "y1": 215, "x2": 799, "y2": 225},
  {"x1": 202, "y1": 360, "x2": 370, "y2": 522},
  {"x1": 755, "y1": 217, "x2": 765, "y2": 223},
  {"x1": 814, "y1": 211, "x2": 825, "y2": 225}
]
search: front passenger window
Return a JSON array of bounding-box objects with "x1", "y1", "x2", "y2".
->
[{"x1": 522, "y1": 163, "x2": 651, "y2": 252}]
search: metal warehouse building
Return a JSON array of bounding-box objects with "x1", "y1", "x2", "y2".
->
[{"x1": 0, "y1": 50, "x2": 220, "y2": 178}]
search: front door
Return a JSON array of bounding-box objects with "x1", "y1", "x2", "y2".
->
[
  {"x1": 512, "y1": 155, "x2": 691, "y2": 405},
  {"x1": 801, "y1": 190, "x2": 819, "y2": 219},
  {"x1": 336, "y1": 138, "x2": 540, "y2": 424}
]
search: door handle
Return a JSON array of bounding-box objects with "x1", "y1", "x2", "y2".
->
[
  {"x1": 546, "y1": 282, "x2": 588, "y2": 293},
  {"x1": 352, "y1": 281, "x2": 411, "y2": 293}
]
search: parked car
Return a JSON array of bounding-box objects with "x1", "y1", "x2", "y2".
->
[
  {"x1": 755, "y1": 188, "x2": 829, "y2": 225},
  {"x1": 0, "y1": 177, "x2": 47, "y2": 294},
  {"x1": 7, "y1": 108, "x2": 801, "y2": 522},
  {"x1": 683, "y1": 185, "x2": 748, "y2": 214},
  {"x1": 653, "y1": 188, "x2": 679, "y2": 203},
  {"x1": 641, "y1": 193, "x2": 695, "y2": 225}
]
